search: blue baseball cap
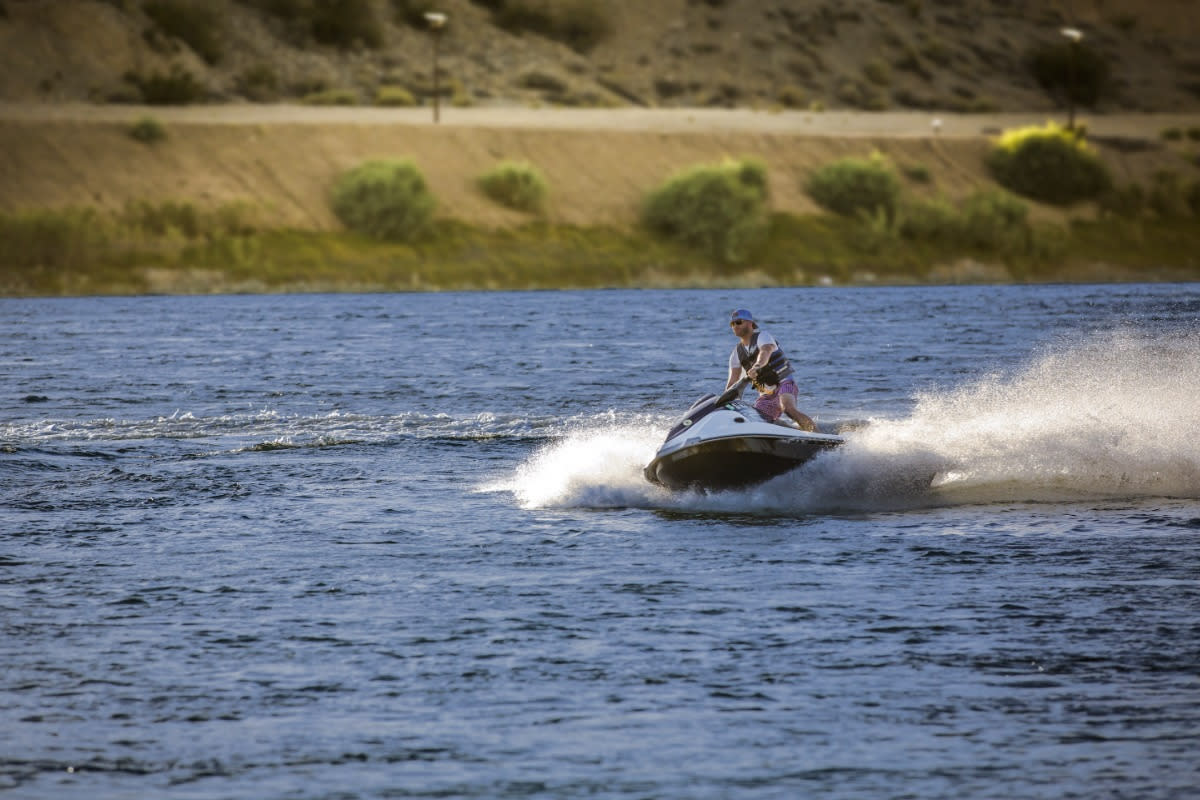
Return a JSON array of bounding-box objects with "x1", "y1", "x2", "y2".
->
[{"x1": 730, "y1": 309, "x2": 755, "y2": 323}]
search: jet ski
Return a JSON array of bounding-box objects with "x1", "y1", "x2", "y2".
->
[{"x1": 644, "y1": 378, "x2": 844, "y2": 491}]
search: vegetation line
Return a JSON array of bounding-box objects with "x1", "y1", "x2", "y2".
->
[{"x1": 2, "y1": 203, "x2": 1197, "y2": 297}]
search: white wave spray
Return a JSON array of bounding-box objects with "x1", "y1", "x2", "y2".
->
[{"x1": 503, "y1": 329, "x2": 1200, "y2": 513}]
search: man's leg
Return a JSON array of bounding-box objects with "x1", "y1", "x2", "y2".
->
[{"x1": 780, "y1": 392, "x2": 815, "y2": 431}]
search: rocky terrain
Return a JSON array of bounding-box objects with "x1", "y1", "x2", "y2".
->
[{"x1": 2, "y1": 0, "x2": 1199, "y2": 113}]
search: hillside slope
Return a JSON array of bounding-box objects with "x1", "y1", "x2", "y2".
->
[
  {"x1": 1, "y1": 0, "x2": 1198, "y2": 112},
  {"x1": 2, "y1": 107, "x2": 1194, "y2": 230}
]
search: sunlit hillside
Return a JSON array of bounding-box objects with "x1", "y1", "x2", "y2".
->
[{"x1": 1, "y1": 0, "x2": 1198, "y2": 112}]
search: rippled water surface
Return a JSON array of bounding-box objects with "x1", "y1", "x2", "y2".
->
[{"x1": 3, "y1": 285, "x2": 1199, "y2": 799}]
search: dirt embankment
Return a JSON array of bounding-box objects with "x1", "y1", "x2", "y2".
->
[{"x1": 3, "y1": 105, "x2": 1199, "y2": 231}]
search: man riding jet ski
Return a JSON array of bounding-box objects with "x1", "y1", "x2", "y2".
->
[{"x1": 644, "y1": 309, "x2": 843, "y2": 491}]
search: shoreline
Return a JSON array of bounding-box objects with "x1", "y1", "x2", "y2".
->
[{"x1": 2, "y1": 105, "x2": 1198, "y2": 296}]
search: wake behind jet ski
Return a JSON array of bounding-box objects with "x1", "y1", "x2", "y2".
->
[{"x1": 644, "y1": 377, "x2": 844, "y2": 491}]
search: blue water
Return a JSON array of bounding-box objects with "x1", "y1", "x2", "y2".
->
[{"x1": 2, "y1": 284, "x2": 1199, "y2": 799}]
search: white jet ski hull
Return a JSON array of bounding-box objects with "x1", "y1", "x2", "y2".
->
[{"x1": 644, "y1": 394, "x2": 843, "y2": 491}]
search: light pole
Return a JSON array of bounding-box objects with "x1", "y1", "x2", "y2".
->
[
  {"x1": 425, "y1": 12, "x2": 448, "y2": 123},
  {"x1": 1060, "y1": 27, "x2": 1083, "y2": 131}
]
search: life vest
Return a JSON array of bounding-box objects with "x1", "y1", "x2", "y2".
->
[{"x1": 737, "y1": 331, "x2": 794, "y2": 386}]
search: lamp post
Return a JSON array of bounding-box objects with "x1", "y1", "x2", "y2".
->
[
  {"x1": 425, "y1": 12, "x2": 448, "y2": 123},
  {"x1": 1060, "y1": 27, "x2": 1083, "y2": 131}
]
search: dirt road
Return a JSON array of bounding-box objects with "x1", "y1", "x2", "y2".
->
[{"x1": 4, "y1": 102, "x2": 1200, "y2": 137}]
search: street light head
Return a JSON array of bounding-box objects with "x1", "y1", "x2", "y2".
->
[
  {"x1": 425, "y1": 12, "x2": 448, "y2": 30},
  {"x1": 1060, "y1": 27, "x2": 1083, "y2": 43}
]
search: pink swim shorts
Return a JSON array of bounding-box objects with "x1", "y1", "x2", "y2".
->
[{"x1": 754, "y1": 378, "x2": 799, "y2": 421}]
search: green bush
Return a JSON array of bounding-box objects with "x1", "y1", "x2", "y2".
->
[
  {"x1": 310, "y1": 0, "x2": 384, "y2": 48},
  {"x1": 896, "y1": 195, "x2": 960, "y2": 243},
  {"x1": 488, "y1": 0, "x2": 612, "y2": 53},
  {"x1": 896, "y1": 189, "x2": 1032, "y2": 253},
  {"x1": 642, "y1": 158, "x2": 770, "y2": 264},
  {"x1": 302, "y1": 88, "x2": 359, "y2": 105},
  {"x1": 144, "y1": 0, "x2": 225, "y2": 64},
  {"x1": 958, "y1": 189, "x2": 1030, "y2": 250},
  {"x1": 902, "y1": 163, "x2": 932, "y2": 183},
  {"x1": 238, "y1": 63, "x2": 280, "y2": 102},
  {"x1": 124, "y1": 65, "x2": 206, "y2": 104},
  {"x1": 777, "y1": 85, "x2": 806, "y2": 109},
  {"x1": 375, "y1": 86, "x2": 417, "y2": 107},
  {"x1": 331, "y1": 159, "x2": 436, "y2": 241},
  {"x1": 478, "y1": 161, "x2": 548, "y2": 213},
  {"x1": 1027, "y1": 40, "x2": 1109, "y2": 107},
  {"x1": 986, "y1": 123, "x2": 1111, "y2": 205},
  {"x1": 128, "y1": 117, "x2": 167, "y2": 144},
  {"x1": 805, "y1": 152, "x2": 900, "y2": 220}
]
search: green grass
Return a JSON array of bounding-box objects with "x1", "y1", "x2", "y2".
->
[{"x1": 3, "y1": 205, "x2": 1199, "y2": 296}]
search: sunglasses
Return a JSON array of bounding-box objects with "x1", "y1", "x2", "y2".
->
[{"x1": 730, "y1": 319, "x2": 747, "y2": 326}]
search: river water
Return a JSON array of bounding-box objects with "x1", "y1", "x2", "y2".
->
[{"x1": 2, "y1": 284, "x2": 1198, "y2": 799}]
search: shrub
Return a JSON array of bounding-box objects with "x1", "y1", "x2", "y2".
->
[
  {"x1": 122, "y1": 200, "x2": 201, "y2": 238},
  {"x1": 777, "y1": 85, "x2": 806, "y2": 109},
  {"x1": 302, "y1": 88, "x2": 359, "y2": 105},
  {"x1": 642, "y1": 158, "x2": 770, "y2": 264},
  {"x1": 128, "y1": 117, "x2": 167, "y2": 144},
  {"x1": 144, "y1": 0, "x2": 224, "y2": 64},
  {"x1": 120, "y1": 200, "x2": 257, "y2": 238},
  {"x1": 902, "y1": 163, "x2": 932, "y2": 183},
  {"x1": 238, "y1": 63, "x2": 280, "y2": 102},
  {"x1": 986, "y1": 123, "x2": 1111, "y2": 205},
  {"x1": 1098, "y1": 183, "x2": 1146, "y2": 218},
  {"x1": 1161, "y1": 128, "x2": 1183, "y2": 141},
  {"x1": 0, "y1": 209, "x2": 108, "y2": 269},
  {"x1": 375, "y1": 86, "x2": 417, "y2": 107},
  {"x1": 124, "y1": 65, "x2": 206, "y2": 104},
  {"x1": 1147, "y1": 171, "x2": 1191, "y2": 219},
  {"x1": 478, "y1": 161, "x2": 548, "y2": 213},
  {"x1": 896, "y1": 196, "x2": 960, "y2": 243},
  {"x1": 897, "y1": 189, "x2": 1033, "y2": 253},
  {"x1": 806, "y1": 152, "x2": 901, "y2": 220},
  {"x1": 331, "y1": 159, "x2": 436, "y2": 241},
  {"x1": 490, "y1": 0, "x2": 612, "y2": 53},
  {"x1": 958, "y1": 189, "x2": 1030, "y2": 250},
  {"x1": 1027, "y1": 39, "x2": 1110, "y2": 107},
  {"x1": 310, "y1": 0, "x2": 384, "y2": 48},
  {"x1": 862, "y1": 59, "x2": 891, "y2": 87}
]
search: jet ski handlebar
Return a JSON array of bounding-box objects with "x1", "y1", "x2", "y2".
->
[{"x1": 714, "y1": 376, "x2": 753, "y2": 407}]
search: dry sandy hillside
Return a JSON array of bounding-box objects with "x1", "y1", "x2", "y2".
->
[
  {"x1": 2, "y1": 107, "x2": 1196, "y2": 230},
  {"x1": 2, "y1": 0, "x2": 1199, "y2": 234},
  {"x1": 1, "y1": 0, "x2": 1199, "y2": 112}
]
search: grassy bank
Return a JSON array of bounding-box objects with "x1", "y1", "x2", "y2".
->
[{"x1": 3, "y1": 204, "x2": 1198, "y2": 296}]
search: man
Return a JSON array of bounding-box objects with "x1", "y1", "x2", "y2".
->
[{"x1": 725, "y1": 308, "x2": 816, "y2": 431}]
